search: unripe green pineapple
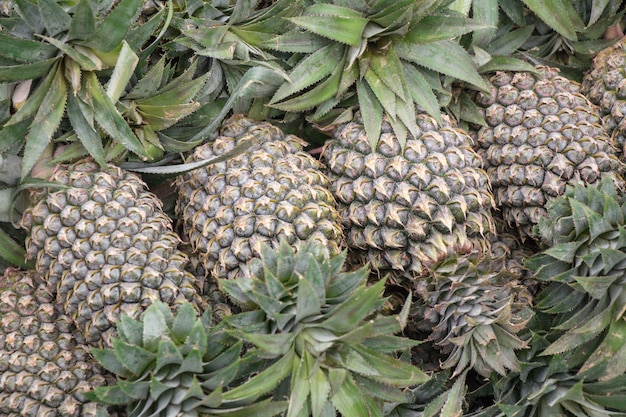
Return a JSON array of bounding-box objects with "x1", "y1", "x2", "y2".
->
[
  {"x1": 176, "y1": 114, "x2": 343, "y2": 280},
  {"x1": 581, "y1": 36, "x2": 626, "y2": 154},
  {"x1": 0, "y1": 268, "x2": 115, "y2": 417},
  {"x1": 20, "y1": 160, "x2": 202, "y2": 348},
  {"x1": 474, "y1": 66, "x2": 624, "y2": 239},
  {"x1": 323, "y1": 112, "x2": 496, "y2": 282},
  {"x1": 412, "y1": 251, "x2": 533, "y2": 378}
]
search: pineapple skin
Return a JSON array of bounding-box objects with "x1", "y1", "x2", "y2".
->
[
  {"x1": 176, "y1": 115, "x2": 343, "y2": 280},
  {"x1": 474, "y1": 66, "x2": 624, "y2": 239},
  {"x1": 322, "y1": 112, "x2": 496, "y2": 282},
  {"x1": 0, "y1": 268, "x2": 115, "y2": 417},
  {"x1": 412, "y1": 251, "x2": 533, "y2": 377},
  {"x1": 582, "y1": 37, "x2": 626, "y2": 155},
  {"x1": 20, "y1": 160, "x2": 202, "y2": 348}
]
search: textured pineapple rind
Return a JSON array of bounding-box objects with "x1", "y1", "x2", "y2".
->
[
  {"x1": 0, "y1": 268, "x2": 113, "y2": 417},
  {"x1": 581, "y1": 37, "x2": 626, "y2": 153},
  {"x1": 474, "y1": 66, "x2": 625, "y2": 239},
  {"x1": 176, "y1": 115, "x2": 344, "y2": 281},
  {"x1": 322, "y1": 112, "x2": 497, "y2": 281},
  {"x1": 20, "y1": 160, "x2": 202, "y2": 349},
  {"x1": 413, "y1": 251, "x2": 533, "y2": 378}
]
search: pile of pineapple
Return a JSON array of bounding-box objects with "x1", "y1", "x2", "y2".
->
[{"x1": 2, "y1": 0, "x2": 626, "y2": 416}]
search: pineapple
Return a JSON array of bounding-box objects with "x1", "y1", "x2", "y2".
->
[
  {"x1": 412, "y1": 251, "x2": 533, "y2": 378},
  {"x1": 323, "y1": 112, "x2": 496, "y2": 282},
  {"x1": 581, "y1": 36, "x2": 626, "y2": 155},
  {"x1": 0, "y1": 268, "x2": 115, "y2": 416},
  {"x1": 219, "y1": 238, "x2": 429, "y2": 417},
  {"x1": 20, "y1": 159, "x2": 203, "y2": 348},
  {"x1": 473, "y1": 66, "x2": 624, "y2": 239},
  {"x1": 175, "y1": 114, "x2": 343, "y2": 281},
  {"x1": 258, "y1": 0, "x2": 497, "y2": 282}
]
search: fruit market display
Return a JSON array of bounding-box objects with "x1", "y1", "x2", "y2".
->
[{"x1": 2, "y1": 1, "x2": 626, "y2": 416}]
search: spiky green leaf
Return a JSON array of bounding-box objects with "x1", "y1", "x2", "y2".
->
[
  {"x1": 66, "y1": 92, "x2": 107, "y2": 167},
  {"x1": 106, "y1": 41, "x2": 138, "y2": 102},
  {"x1": 0, "y1": 58, "x2": 59, "y2": 82},
  {"x1": 85, "y1": 72, "x2": 148, "y2": 159},
  {"x1": 68, "y1": 0, "x2": 96, "y2": 41},
  {"x1": 396, "y1": 40, "x2": 491, "y2": 92},
  {"x1": 331, "y1": 374, "x2": 373, "y2": 417},
  {"x1": 113, "y1": 338, "x2": 157, "y2": 376},
  {"x1": 521, "y1": 0, "x2": 583, "y2": 41},
  {"x1": 405, "y1": 15, "x2": 489, "y2": 43},
  {"x1": 80, "y1": 0, "x2": 141, "y2": 52},
  {"x1": 271, "y1": 44, "x2": 343, "y2": 103},
  {"x1": 86, "y1": 384, "x2": 133, "y2": 405},
  {"x1": 287, "y1": 353, "x2": 311, "y2": 417},
  {"x1": 38, "y1": 0, "x2": 71, "y2": 37},
  {"x1": 21, "y1": 68, "x2": 67, "y2": 177},
  {"x1": 0, "y1": 228, "x2": 32, "y2": 268},
  {"x1": 222, "y1": 349, "x2": 294, "y2": 403},
  {"x1": 117, "y1": 313, "x2": 143, "y2": 346},
  {"x1": 270, "y1": 64, "x2": 342, "y2": 112},
  {"x1": 233, "y1": 332, "x2": 295, "y2": 357},
  {"x1": 319, "y1": 279, "x2": 385, "y2": 334},
  {"x1": 0, "y1": 33, "x2": 57, "y2": 64},
  {"x1": 289, "y1": 6, "x2": 368, "y2": 46}
]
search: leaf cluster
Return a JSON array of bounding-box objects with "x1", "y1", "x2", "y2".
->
[
  {"x1": 254, "y1": 0, "x2": 492, "y2": 150},
  {"x1": 526, "y1": 177, "x2": 626, "y2": 380},
  {"x1": 219, "y1": 238, "x2": 430, "y2": 417},
  {"x1": 495, "y1": 0, "x2": 624, "y2": 79},
  {"x1": 417, "y1": 252, "x2": 533, "y2": 379},
  {"x1": 472, "y1": 321, "x2": 626, "y2": 417},
  {"x1": 88, "y1": 301, "x2": 288, "y2": 417}
]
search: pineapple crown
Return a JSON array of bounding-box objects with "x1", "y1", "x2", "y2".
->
[
  {"x1": 0, "y1": 0, "x2": 146, "y2": 176},
  {"x1": 220, "y1": 238, "x2": 429, "y2": 417},
  {"x1": 0, "y1": 0, "x2": 220, "y2": 177},
  {"x1": 513, "y1": 0, "x2": 624, "y2": 75},
  {"x1": 482, "y1": 319, "x2": 626, "y2": 417},
  {"x1": 220, "y1": 237, "x2": 371, "y2": 335},
  {"x1": 87, "y1": 301, "x2": 288, "y2": 417},
  {"x1": 175, "y1": 0, "x2": 299, "y2": 65},
  {"x1": 415, "y1": 251, "x2": 533, "y2": 378},
  {"x1": 258, "y1": 0, "x2": 491, "y2": 149},
  {"x1": 526, "y1": 176, "x2": 626, "y2": 380},
  {"x1": 161, "y1": 0, "x2": 297, "y2": 125}
]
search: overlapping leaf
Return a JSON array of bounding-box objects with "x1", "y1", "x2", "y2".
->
[
  {"x1": 88, "y1": 302, "x2": 287, "y2": 416},
  {"x1": 221, "y1": 238, "x2": 428, "y2": 417},
  {"x1": 259, "y1": 0, "x2": 491, "y2": 148},
  {"x1": 528, "y1": 177, "x2": 626, "y2": 376}
]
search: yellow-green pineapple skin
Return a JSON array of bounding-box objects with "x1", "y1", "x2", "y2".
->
[
  {"x1": 322, "y1": 112, "x2": 496, "y2": 282},
  {"x1": 176, "y1": 115, "x2": 343, "y2": 280},
  {"x1": 0, "y1": 268, "x2": 114, "y2": 417},
  {"x1": 474, "y1": 66, "x2": 624, "y2": 238},
  {"x1": 20, "y1": 160, "x2": 202, "y2": 348}
]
